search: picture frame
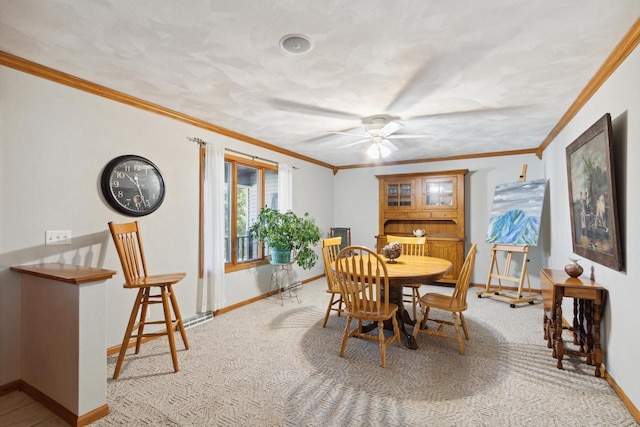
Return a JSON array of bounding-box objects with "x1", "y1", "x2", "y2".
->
[{"x1": 566, "y1": 113, "x2": 623, "y2": 271}]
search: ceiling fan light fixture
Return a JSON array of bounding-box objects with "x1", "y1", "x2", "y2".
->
[
  {"x1": 367, "y1": 141, "x2": 391, "y2": 159},
  {"x1": 279, "y1": 34, "x2": 313, "y2": 54}
]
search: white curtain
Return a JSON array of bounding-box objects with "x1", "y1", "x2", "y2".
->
[
  {"x1": 201, "y1": 142, "x2": 226, "y2": 312},
  {"x1": 278, "y1": 163, "x2": 293, "y2": 212}
]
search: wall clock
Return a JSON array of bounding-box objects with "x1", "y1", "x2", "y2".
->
[{"x1": 101, "y1": 155, "x2": 165, "y2": 216}]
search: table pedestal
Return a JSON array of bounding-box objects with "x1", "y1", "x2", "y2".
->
[{"x1": 361, "y1": 286, "x2": 418, "y2": 349}]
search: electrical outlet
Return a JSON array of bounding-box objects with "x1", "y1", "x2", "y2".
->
[{"x1": 45, "y1": 230, "x2": 72, "y2": 245}]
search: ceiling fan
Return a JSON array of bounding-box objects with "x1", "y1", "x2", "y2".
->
[{"x1": 329, "y1": 116, "x2": 433, "y2": 159}]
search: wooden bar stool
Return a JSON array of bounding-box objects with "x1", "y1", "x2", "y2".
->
[{"x1": 108, "y1": 221, "x2": 189, "y2": 379}]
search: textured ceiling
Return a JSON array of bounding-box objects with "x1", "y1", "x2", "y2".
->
[{"x1": 1, "y1": 1, "x2": 639, "y2": 167}]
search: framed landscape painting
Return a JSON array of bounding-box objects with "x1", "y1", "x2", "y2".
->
[{"x1": 566, "y1": 113, "x2": 623, "y2": 271}]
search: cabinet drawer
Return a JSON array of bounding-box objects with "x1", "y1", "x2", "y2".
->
[
  {"x1": 431, "y1": 210, "x2": 457, "y2": 219},
  {"x1": 407, "y1": 211, "x2": 431, "y2": 219},
  {"x1": 384, "y1": 211, "x2": 408, "y2": 219}
]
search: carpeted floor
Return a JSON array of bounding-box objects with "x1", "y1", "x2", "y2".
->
[{"x1": 93, "y1": 279, "x2": 637, "y2": 426}]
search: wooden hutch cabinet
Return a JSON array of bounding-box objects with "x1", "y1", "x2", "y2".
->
[{"x1": 376, "y1": 169, "x2": 468, "y2": 284}]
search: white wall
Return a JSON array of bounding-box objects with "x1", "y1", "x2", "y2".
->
[
  {"x1": 333, "y1": 155, "x2": 545, "y2": 287},
  {"x1": 541, "y1": 46, "x2": 640, "y2": 407},
  {"x1": 0, "y1": 66, "x2": 334, "y2": 384}
]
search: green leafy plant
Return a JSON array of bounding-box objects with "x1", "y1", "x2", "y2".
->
[{"x1": 248, "y1": 207, "x2": 323, "y2": 270}]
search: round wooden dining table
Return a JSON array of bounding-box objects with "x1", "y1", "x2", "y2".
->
[{"x1": 336, "y1": 254, "x2": 452, "y2": 350}]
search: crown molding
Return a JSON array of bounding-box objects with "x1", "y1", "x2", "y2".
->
[{"x1": 536, "y1": 17, "x2": 640, "y2": 157}]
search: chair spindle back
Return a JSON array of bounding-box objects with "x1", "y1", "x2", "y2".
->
[
  {"x1": 322, "y1": 237, "x2": 342, "y2": 292},
  {"x1": 336, "y1": 246, "x2": 390, "y2": 316},
  {"x1": 450, "y1": 243, "x2": 477, "y2": 309},
  {"x1": 109, "y1": 221, "x2": 149, "y2": 285},
  {"x1": 385, "y1": 235, "x2": 426, "y2": 256}
]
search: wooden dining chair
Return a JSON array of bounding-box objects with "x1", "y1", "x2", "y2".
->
[
  {"x1": 412, "y1": 243, "x2": 477, "y2": 355},
  {"x1": 330, "y1": 227, "x2": 351, "y2": 252},
  {"x1": 321, "y1": 236, "x2": 344, "y2": 327},
  {"x1": 108, "y1": 221, "x2": 190, "y2": 379},
  {"x1": 385, "y1": 234, "x2": 427, "y2": 320},
  {"x1": 335, "y1": 245, "x2": 401, "y2": 367}
]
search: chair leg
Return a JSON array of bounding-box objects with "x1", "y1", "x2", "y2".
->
[
  {"x1": 422, "y1": 307, "x2": 431, "y2": 329},
  {"x1": 412, "y1": 287, "x2": 421, "y2": 320},
  {"x1": 168, "y1": 285, "x2": 189, "y2": 349},
  {"x1": 460, "y1": 312, "x2": 470, "y2": 340},
  {"x1": 391, "y1": 314, "x2": 402, "y2": 348},
  {"x1": 378, "y1": 320, "x2": 386, "y2": 368},
  {"x1": 339, "y1": 317, "x2": 353, "y2": 357},
  {"x1": 113, "y1": 288, "x2": 144, "y2": 379},
  {"x1": 161, "y1": 286, "x2": 180, "y2": 373},
  {"x1": 135, "y1": 288, "x2": 150, "y2": 354},
  {"x1": 413, "y1": 305, "x2": 425, "y2": 339},
  {"x1": 323, "y1": 293, "x2": 336, "y2": 328},
  {"x1": 452, "y1": 312, "x2": 465, "y2": 355}
]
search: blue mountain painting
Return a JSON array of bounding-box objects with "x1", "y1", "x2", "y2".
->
[{"x1": 486, "y1": 209, "x2": 541, "y2": 246}]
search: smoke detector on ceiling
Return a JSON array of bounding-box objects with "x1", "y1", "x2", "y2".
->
[{"x1": 280, "y1": 34, "x2": 313, "y2": 54}]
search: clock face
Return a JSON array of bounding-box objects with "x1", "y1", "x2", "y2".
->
[{"x1": 101, "y1": 155, "x2": 165, "y2": 216}]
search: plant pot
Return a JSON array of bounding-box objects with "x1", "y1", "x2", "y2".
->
[{"x1": 270, "y1": 247, "x2": 292, "y2": 264}]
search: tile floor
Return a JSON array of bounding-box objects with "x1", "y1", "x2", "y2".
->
[{"x1": 0, "y1": 390, "x2": 66, "y2": 426}]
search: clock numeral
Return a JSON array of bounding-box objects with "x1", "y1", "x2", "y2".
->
[
  {"x1": 116, "y1": 172, "x2": 125, "y2": 179},
  {"x1": 117, "y1": 191, "x2": 124, "y2": 198},
  {"x1": 111, "y1": 180, "x2": 120, "y2": 188}
]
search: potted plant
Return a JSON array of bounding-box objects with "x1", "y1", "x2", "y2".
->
[{"x1": 248, "y1": 207, "x2": 323, "y2": 270}]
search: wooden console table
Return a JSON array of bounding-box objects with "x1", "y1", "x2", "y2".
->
[
  {"x1": 11, "y1": 263, "x2": 117, "y2": 426},
  {"x1": 540, "y1": 269, "x2": 606, "y2": 377}
]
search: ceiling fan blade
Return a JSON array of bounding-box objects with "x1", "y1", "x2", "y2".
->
[
  {"x1": 386, "y1": 134, "x2": 434, "y2": 139},
  {"x1": 267, "y1": 98, "x2": 361, "y2": 120},
  {"x1": 407, "y1": 105, "x2": 531, "y2": 122},
  {"x1": 384, "y1": 56, "x2": 445, "y2": 113},
  {"x1": 328, "y1": 131, "x2": 367, "y2": 137},
  {"x1": 381, "y1": 139, "x2": 399, "y2": 152},
  {"x1": 380, "y1": 121, "x2": 404, "y2": 136},
  {"x1": 339, "y1": 138, "x2": 372, "y2": 148},
  {"x1": 385, "y1": 38, "x2": 515, "y2": 113}
]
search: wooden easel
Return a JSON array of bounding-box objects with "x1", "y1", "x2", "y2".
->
[
  {"x1": 476, "y1": 243, "x2": 537, "y2": 307},
  {"x1": 476, "y1": 165, "x2": 538, "y2": 308}
]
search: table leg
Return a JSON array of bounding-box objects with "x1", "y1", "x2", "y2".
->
[
  {"x1": 572, "y1": 298, "x2": 579, "y2": 345},
  {"x1": 578, "y1": 299, "x2": 586, "y2": 351},
  {"x1": 543, "y1": 313, "x2": 553, "y2": 348},
  {"x1": 554, "y1": 294, "x2": 564, "y2": 369},
  {"x1": 593, "y1": 302, "x2": 603, "y2": 377},
  {"x1": 584, "y1": 300, "x2": 594, "y2": 366}
]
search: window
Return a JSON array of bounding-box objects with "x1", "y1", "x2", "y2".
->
[{"x1": 224, "y1": 155, "x2": 277, "y2": 270}]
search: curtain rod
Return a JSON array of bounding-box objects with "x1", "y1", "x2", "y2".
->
[
  {"x1": 187, "y1": 137, "x2": 298, "y2": 168},
  {"x1": 187, "y1": 136, "x2": 207, "y2": 147}
]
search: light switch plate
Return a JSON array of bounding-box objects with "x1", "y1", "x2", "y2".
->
[{"x1": 45, "y1": 230, "x2": 72, "y2": 245}]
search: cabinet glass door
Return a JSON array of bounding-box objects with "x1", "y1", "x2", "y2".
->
[
  {"x1": 423, "y1": 178, "x2": 455, "y2": 207},
  {"x1": 386, "y1": 181, "x2": 413, "y2": 208}
]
